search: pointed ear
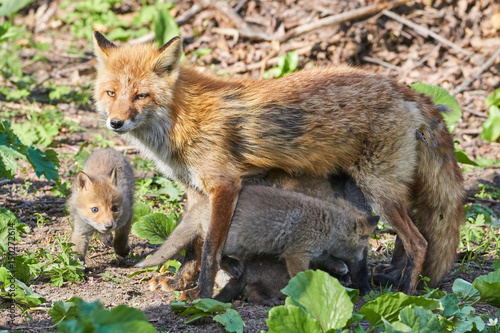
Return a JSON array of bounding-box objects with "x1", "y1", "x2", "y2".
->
[
  {"x1": 367, "y1": 215, "x2": 380, "y2": 227},
  {"x1": 75, "y1": 172, "x2": 92, "y2": 192},
  {"x1": 93, "y1": 31, "x2": 116, "y2": 65},
  {"x1": 108, "y1": 167, "x2": 121, "y2": 186},
  {"x1": 153, "y1": 36, "x2": 182, "y2": 75}
]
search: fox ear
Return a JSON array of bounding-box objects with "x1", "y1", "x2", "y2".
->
[
  {"x1": 367, "y1": 215, "x2": 380, "y2": 227},
  {"x1": 75, "y1": 172, "x2": 92, "y2": 192},
  {"x1": 153, "y1": 36, "x2": 182, "y2": 75},
  {"x1": 108, "y1": 167, "x2": 120, "y2": 186},
  {"x1": 93, "y1": 31, "x2": 116, "y2": 65}
]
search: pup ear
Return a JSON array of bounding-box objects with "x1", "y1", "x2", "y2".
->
[
  {"x1": 153, "y1": 36, "x2": 182, "y2": 75},
  {"x1": 75, "y1": 172, "x2": 93, "y2": 192},
  {"x1": 108, "y1": 167, "x2": 121, "y2": 186},
  {"x1": 93, "y1": 31, "x2": 116, "y2": 65},
  {"x1": 367, "y1": 215, "x2": 380, "y2": 227}
]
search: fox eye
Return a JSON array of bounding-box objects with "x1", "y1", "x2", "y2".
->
[
  {"x1": 91, "y1": 207, "x2": 99, "y2": 213},
  {"x1": 111, "y1": 205, "x2": 118, "y2": 212},
  {"x1": 107, "y1": 91, "x2": 115, "y2": 97},
  {"x1": 135, "y1": 94, "x2": 148, "y2": 100}
]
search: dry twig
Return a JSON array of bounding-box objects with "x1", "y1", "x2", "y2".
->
[
  {"x1": 452, "y1": 47, "x2": 500, "y2": 94},
  {"x1": 382, "y1": 10, "x2": 474, "y2": 58},
  {"x1": 281, "y1": 0, "x2": 410, "y2": 42}
]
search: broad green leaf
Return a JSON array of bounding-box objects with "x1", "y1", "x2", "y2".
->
[
  {"x1": 440, "y1": 293, "x2": 459, "y2": 317},
  {"x1": 398, "y1": 305, "x2": 449, "y2": 333},
  {"x1": 55, "y1": 297, "x2": 155, "y2": 333},
  {"x1": 266, "y1": 305, "x2": 322, "y2": 333},
  {"x1": 360, "y1": 292, "x2": 441, "y2": 328},
  {"x1": 410, "y1": 82, "x2": 461, "y2": 132},
  {"x1": 0, "y1": 267, "x2": 45, "y2": 307},
  {"x1": 153, "y1": 4, "x2": 180, "y2": 47},
  {"x1": 472, "y1": 269, "x2": 500, "y2": 307},
  {"x1": 0, "y1": 0, "x2": 35, "y2": 16},
  {"x1": 48, "y1": 300, "x2": 78, "y2": 325},
  {"x1": 452, "y1": 278, "x2": 481, "y2": 304},
  {"x1": 213, "y1": 309, "x2": 244, "y2": 333},
  {"x1": 481, "y1": 105, "x2": 500, "y2": 142},
  {"x1": 452, "y1": 305, "x2": 485, "y2": 333},
  {"x1": 282, "y1": 270, "x2": 352, "y2": 331},
  {"x1": 382, "y1": 318, "x2": 412, "y2": 333},
  {"x1": 26, "y1": 147, "x2": 60, "y2": 181},
  {"x1": 132, "y1": 202, "x2": 154, "y2": 223},
  {"x1": 131, "y1": 212, "x2": 177, "y2": 244},
  {"x1": 485, "y1": 88, "x2": 500, "y2": 107},
  {"x1": 454, "y1": 146, "x2": 478, "y2": 166}
]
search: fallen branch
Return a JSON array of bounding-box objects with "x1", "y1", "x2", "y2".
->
[
  {"x1": 211, "y1": 0, "x2": 249, "y2": 30},
  {"x1": 211, "y1": 27, "x2": 278, "y2": 42},
  {"x1": 362, "y1": 56, "x2": 401, "y2": 71},
  {"x1": 452, "y1": 47, "x2": 500, "y2": 94},
  {"x1": 281, "y1": 0, "x2": 410, "y2": 42},
  {"x1": 382, "y1": 10, "x2": 474, "y2": 58}
]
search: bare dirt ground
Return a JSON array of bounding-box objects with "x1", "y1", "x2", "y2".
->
[{"x1": 1, "y1": 0, "x2": 500, "y2": 331}]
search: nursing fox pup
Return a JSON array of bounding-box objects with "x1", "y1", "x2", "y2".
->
[
  {"x1": 137, "y1": 181, "x2": 378, "y2": 297},
  {"x1": 67, "y1": 149, "x2": 135, "y2": 263},
  {"x1": 93, "y1": 32, "x2": 464, "y2": 296}
]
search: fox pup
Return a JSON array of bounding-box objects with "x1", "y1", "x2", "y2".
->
[
  {"x1": 67, "y1": 149, "x2": 135, "y2": 263},
  {"x1": 93, "y1": 32, "x2": 464, "y2": 296},
  {"x1": 138, "y1": 182, "x2": 378, "y2": 293}
]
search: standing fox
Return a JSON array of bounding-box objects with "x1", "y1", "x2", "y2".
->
[
  {"x1": 67, "y1": 149, "x2": 135, "y2": 263},
  {"x1": 92, "y1": 32, "x2": 464, "y2": 297}
]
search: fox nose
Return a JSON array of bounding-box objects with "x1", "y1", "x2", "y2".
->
[
  {"x1": 104, "y1": 223, "x2": 113, "y2": 230},
  {"x1": 110, "y1": 119, "x2": 124, "y2": 129}
]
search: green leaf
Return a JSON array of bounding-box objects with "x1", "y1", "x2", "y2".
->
[
  {"x1": 0, "y1": 0, "x2": 35, "y2": 16},
  {"x1": 382, "y1": 318, "x2": 412, "y2": 333},
  {"x1": 485, "y1": 88, "x2": 500, "y2": 107},
  {"x1": 153, "y1": 4, "x2": 180, "y2": 47},
  {"x1": 454, "y1": 146, "x2": 478, "y2": 166},
  {"x1": 55, "y1": 297, "x2": 156, "y2": 332},
  {"x1": 472, "y1": 269, "x2": 500, "y2": 307},
  {"x1": 26, "y1": 147, "x2": 60, "y2": 181},
  {"x1": 440, "y1": 293, "x2": 459, "y2": 317},
  {"x1": 452, "y1": 278, "x2": 481, "y2": 304},
  {"x1": 0, "y1": 267, "x2": 45, "y2": 308},
  {"x1": 281, "y1": 270, "x2": 352, "y2": 331},
  {"x1": 360, "y1": 292, "x2": 442, "y2": 328},
  {"x1": 452, "y1": 306, "x2": 485, "y2": 333},
  {"x1": 410, "y1": 82, "x2": 462, "y2": 132},
  {"x1": 48, "y1": 300, "x2": 78, "y2": 325},
  {"x1": 132, "y1": 202, "x2": 154, "y2": 223},
  {"x1": 481, "y1": 105, "x2": 500, "y2": 142},
  {"x1": 266, "y1": 305, "x2": 322, "y2": 333},
  {"x1": 213, "y1": 309, "x2": 244, "y2": 333},
  {"x1": 131, "y1": 212, "x2": 177, "y2": 244},
  {"x1": 398, "y1": 305, "x2": 449, "y2": 333}
]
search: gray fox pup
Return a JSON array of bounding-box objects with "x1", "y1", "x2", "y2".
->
[
  {"x1": 67, "y1": 149, "x2": 135, "y2": 263},
  {"x1": 138, "y1": 176, "x2": 378, "y2": 299}
]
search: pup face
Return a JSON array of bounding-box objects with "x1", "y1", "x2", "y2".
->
[
  {"x1": 73, "y1": 171, "x2": 123, "y2": 233},
  {"x1": 92, "y1": 32, "x2": 182, "y2": 134}
]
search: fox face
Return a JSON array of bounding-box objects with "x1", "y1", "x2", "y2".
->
[
  {"x1": 73, "y1": 170, "x2": 123, "y2": 233},
  {"x1": 92, "y1": 32, "x2": 182, "y2": 133},
  {"x1": 334, "y1": 215, "x2": 379, "y2": 262}
]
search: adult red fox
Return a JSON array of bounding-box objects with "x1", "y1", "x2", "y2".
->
[{"x1": 92, "y1": 32, "x2": 464, "y2": 297}]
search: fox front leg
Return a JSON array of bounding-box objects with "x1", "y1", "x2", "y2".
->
[{"x1": 196, "y1": 181, "x2": 241, "y2": 299}]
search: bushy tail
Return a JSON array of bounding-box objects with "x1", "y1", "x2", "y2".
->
[{"x1": 411, "y1": 100, "x2": 465, "y2": 286}]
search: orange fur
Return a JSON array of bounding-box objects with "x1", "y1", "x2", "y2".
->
[{"x1": 92, "y1": 32, "x2": 464, "y2": 296}]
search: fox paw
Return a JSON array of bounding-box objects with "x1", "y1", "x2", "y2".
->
[
  {"x1": 181, "y1": 287, "x2": 200, "y2": 301},
  {"x1": 147, "y1": 276, "x2": 177, "y2": 292}
]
